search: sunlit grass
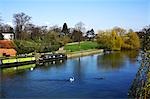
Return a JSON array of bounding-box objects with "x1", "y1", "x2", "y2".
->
[{"x1": 64, "y1": 41, "x2": 98, "y2": 52}]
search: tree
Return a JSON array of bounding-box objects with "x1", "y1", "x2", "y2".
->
[
  {"x1": 0, "y1": 33, "x2": 4, "y2": 40},
  {"x1": 49, "y1": 25, "x2": 61, "y2": 33},
  {"x1": 122, "y1": 30, "x2": 140, "y2": 50},
  {"x1": 96, "y1": 29, "x2": 140, "y2": 51},
  {"x1": 0, "y1": 15, "x2": 3, "y2": 33},
  {"x1": 71, "y1": 30, "x2": 82, "y2": 42},
  {"x1": 111, "y1": 30, "x2": 123, "y2": 50},
  {"x1": 137, "y1": 26, "x2": 150, "y2": 50},
  {"x1": 0, "y1": 16, "x2": 12, "y2": 40},
  {"x1": 112, "y1": 27, "x2": 126, "y2": 36},
  {"x1": 96, "y1": 30, "x2": 123, "y2": 51},
  {"x1": 86, "y1": 29, "x2": 95, "y2": 41},
  {"x1": 127, "y1": 32, "x2": 140, "y2": 49},
  {"x1": 96, "y1": 31, "x2": 113, "y2": 50},
  {"x1": 74, "y1": 22, "x2": 85, "y2": 45},
  {"x1": 75, "y1": 22, "x2": 85, "y2": 33},
  {"x1": 42, "y1": 31, "x2": 60, "y2": 52},
  {"x1": 61, "y1": 23, "x2": 69, "y2": 35},
  {"x1": 0, "y1": 24, "x2": 14, "y2": 32},
  {"x1": 13, "y1": 12, "x2": 31, "y2": 40},
  {"x1": 28, "y1": 24, "x2": 47, "y2": 41}
]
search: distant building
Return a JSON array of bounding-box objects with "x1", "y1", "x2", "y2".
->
[{"x1": 1, "y1": 32, "x2": 15, "y2": 40}]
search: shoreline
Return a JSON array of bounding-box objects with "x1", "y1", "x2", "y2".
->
[
  {"x1": 0, "y1": 49, "x2": 104, "y2": 67},
  {"x1": 66, "y1": 49, "x2": 104, "y2": 58}
]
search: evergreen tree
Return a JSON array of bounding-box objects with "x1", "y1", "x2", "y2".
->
[
  {"x1": 62, "y1": 23, "x2": 69, "y2": 35},
  {"x1": 86, "y1": 29, "x2": 95, "y2": 41}
]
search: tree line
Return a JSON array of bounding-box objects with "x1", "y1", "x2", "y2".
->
[
  {"x1": 96, "y1": 28, "x2": 140, "y2": 51},
  {"x1": 0, "y1": 12, "x2": 95, "y2": 54},
  {"x1": 0, "y1": 12, "x2": 149, "y2": 54}
]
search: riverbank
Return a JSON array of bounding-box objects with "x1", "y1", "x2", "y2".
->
[
  {"x1": 67, "y1": 49, "x2": 103, "y2": 58},
  {"x1": 128, "y1": 52, "x2": 150, "y2": 98}
]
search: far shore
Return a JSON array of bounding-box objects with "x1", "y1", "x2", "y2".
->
[{"x1": 66, "y1": 49, "x2": 104, "y2": 58}]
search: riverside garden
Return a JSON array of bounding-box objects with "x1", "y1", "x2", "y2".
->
[{"x1": 0, "y1": 13, "x2": 150, "y2": 98}]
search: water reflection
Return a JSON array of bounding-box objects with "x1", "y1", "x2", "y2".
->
[
  {"x1": 73, "y1": 58, "x2": 82, "y2": 81},
  {"x1": 123, "y1": 51, "x2": 139, "y2": 64},
  {"x1": 97, "y1": 51, "x2": 139, "y2": 70},
  {"x1": 37, "y1": 60, "x2": 66, "y2": 71},
  {"x1": 97, "y1": 52, "x2": 124, "y2": 70},
  {"x1": 1, "y1": 59, "x2": 67, "y2": 78},
  {"x1": 1, "y1": 64, "x2": 36, "y2": 78}
]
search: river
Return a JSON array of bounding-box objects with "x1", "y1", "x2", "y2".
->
[{"x1": 0, "y1": 51, "x2": 140, "y2": 98}]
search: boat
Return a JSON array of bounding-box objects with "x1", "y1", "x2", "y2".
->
[
  {"x1": 0, "y1": 56, "x2": 36, "y2": 68},
  {"x1": 38, "y1": 53, "x2": 67, "y2": 62}
]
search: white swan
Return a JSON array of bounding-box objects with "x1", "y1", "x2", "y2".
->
[
  {"x1": 69, "y1": 77, "x2": 74, "y2": 82},
  {"x1": 30, "y1": 67, "x2": 34, "y2": 71}
]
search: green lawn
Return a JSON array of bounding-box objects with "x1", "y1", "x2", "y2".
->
[{"x1": 64, "y1": 41, "x2": 98, "y2": 52}]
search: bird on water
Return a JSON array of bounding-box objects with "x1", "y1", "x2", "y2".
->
[{"x1": 69, "y1": 77, "x2": 74, "y2": 82}]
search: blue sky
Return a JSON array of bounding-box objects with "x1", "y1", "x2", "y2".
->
[{"x1": 0, "y1": 0, "x2": 149, "y2": 31}]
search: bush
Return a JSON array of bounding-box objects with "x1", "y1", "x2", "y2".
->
[
  {"x1": 14, "y1": 40, "x2": 61, "y2": 54},
  {"x1": 14, "y1": 40, "x2": 37, "y2": 54}
]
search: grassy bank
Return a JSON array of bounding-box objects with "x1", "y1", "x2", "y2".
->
[
  {"x1": 64, "y1": 41, "x2": 103, "y2": 58},
  {"x1": 64, "y1": 41, "x2": 98, "y2": 52}
]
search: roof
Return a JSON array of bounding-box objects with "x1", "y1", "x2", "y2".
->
[
  {"x1": 0, "y1": 40, "x2": 15, "y2": 49},
  {"x1": 0, "y1": 48, "x2": 17, "y2": 56}
]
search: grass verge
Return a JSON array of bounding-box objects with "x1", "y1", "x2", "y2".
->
[{"x1": 64, "y1": 41, "x2": 99, "y2": 52}]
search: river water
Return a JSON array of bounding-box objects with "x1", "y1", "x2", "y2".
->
[{"x1": 0, "y1": 51, "x2": 140, "y2": 98}]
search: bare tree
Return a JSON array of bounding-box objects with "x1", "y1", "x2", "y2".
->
[
  {"x1": 112, "y1": 27, "x2": 126, "y2": 36},
  {"x1": 75, "y1": 21, "x2": 85, "y2": 33},
  {"x1": 1, "y1": 24, "x2": 14, "y2": 32},
  {"x1": 49, "y1": 25, "x2": 61, "y2": 33},
  {"x1": 26, "y1": 24, "x2": 47, "y2": 41},
  {"x1": 74, "y1": 22, "x2": 85, "y2": 46},
  {"x1": 13, "y1": 12, "x2": 31, "y2": 40}
]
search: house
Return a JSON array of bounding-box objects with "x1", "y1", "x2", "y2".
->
[{"x1": 2, "y1": 32, "x2": 15, "y2": 40}]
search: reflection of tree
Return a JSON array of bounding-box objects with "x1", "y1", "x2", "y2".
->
[
  {"x1": 73, "y1": 58, "x2": 82, "y2": 80},
  {"x1": 97, "y1": 51, "x2": 139, "y2": 70},
  {"x1": 39, "y1": 60, "x2": 66, "y2": 71},
  {"x1": 97, "y1": 52, "x2": 124, "y2": 70},
  {"x1": 123, "y1": 51, "x2": 139, "y2": 64}
]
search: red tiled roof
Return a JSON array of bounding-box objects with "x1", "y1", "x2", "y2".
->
[
  {"x1": 0, "y1": 40, "x2": 15, "y2": 49},
  {"x1": 0, "y1": 48, "x2": 17, "y2": 56}
]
